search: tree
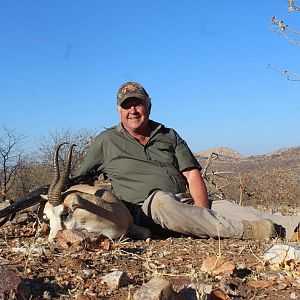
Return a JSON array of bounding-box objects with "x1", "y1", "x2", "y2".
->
[
  {"x1": 9, "y1": 159, "x2": 50, "y2": 200},
  {"x1": 0, "y1": 127, "x2": 100, "y2": 201},
  {"x1": 269, "y1": 0, "x2": 300, "y2": 81},
  {"x1": 38, "y1": 128, "x2": 99, "y2": 177},
  {"x1": 0, "y1": 125, "x2": 28, "y2": 201}
]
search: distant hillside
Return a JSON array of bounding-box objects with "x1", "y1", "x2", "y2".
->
[
  {"x1": 260, "y1": 146, "x2": 300, "y2": 159},
  {"x1": 195, "y1": 146, "x2": 300, "y2": 173},
  {"x1": 195, "y1": 147, "x2": 243, "y2": 160},
  {"x1": 194, "y1": 146, "x2": 300, "y2": 204}
]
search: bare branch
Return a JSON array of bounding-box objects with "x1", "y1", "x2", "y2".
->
[
  {"x1": 270, "y1": 16, "x2": 300, "y2": 47},
  {"x1": 285, "y1": 0, "x2": 300, "y2": 12},
  {"x1": 0, "y1": 125, "x2": 28, "y2": 201},
  {"x1": 201, "y1": 153, "x2": 232, "y2": 200},
  {"x1": 38, "y1": 128, "x2": 99, "y2": 177},
  {"x1": 201, "y1": 152, "x2": 218, "y2": 178},
  {"x1": 267, "y1": 64, "x2": 300, "y2": 81}
]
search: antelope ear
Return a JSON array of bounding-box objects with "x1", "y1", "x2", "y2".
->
[
  {"x1": 41, "y1": 194, "x2": 49, "y2": 200},
  {"x1": 63, "y1": 194, "x2": 83, "y2": 212}
]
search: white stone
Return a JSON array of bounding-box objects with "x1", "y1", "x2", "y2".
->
[
  {"x1": 263, "y1": 244, "x2": 300, "y2": 264},
  {"x1": 101, "y1": 270, "x2": 130, "y2": 290}
]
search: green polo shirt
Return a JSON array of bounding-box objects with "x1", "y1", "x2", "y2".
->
[{"x1": 78, "y1": 120, "x2": 201, "y2": 204}]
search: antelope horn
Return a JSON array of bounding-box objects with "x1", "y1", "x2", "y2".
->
[
  {"x1": 56, "y1": 143, "x2": 76, "y2": 191},
  {"x1": 48, "y1": 142, "x2": 69, "y2": 194},
  {"x1": 48, "y1": 143, "x2": 76, "y2": 207},
  {"x1": 61, "y1": 143, "x2": 76, "y2": 184}
]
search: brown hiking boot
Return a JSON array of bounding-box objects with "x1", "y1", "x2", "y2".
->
[{"x1": 241, "y1": 219, "x2": 277, "y2": 240}]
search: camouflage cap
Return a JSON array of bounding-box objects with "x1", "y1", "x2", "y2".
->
[{"x1": 117, "y1": 82, "x2": 150, "y2": 106}]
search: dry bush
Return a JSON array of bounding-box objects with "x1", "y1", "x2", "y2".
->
[
  {"x1": 6, "y1": 161, "x2": 51, "y2": 200},
  {"x1": 201, "y1": 152, "x2": 299, "y2": 211},
  {"x1": 0, "y1": 125, "x2": 28, "y2": 201},
  {"x1": 4, "y1": 128, "x2": 100, "y2": 201},
  {"x1": 204, "y1": 168, "x2": 299, "y2": 211},
  {"x1": 238, "y1": 168, "x2": 299, "y2": 209},
  {"x1": 38, "y1": 128, "x2": 99, "y2": 177}
]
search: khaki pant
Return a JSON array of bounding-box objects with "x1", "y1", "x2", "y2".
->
[{"x1": 128, "y1": 191, "x2": 300, "y2": 239}]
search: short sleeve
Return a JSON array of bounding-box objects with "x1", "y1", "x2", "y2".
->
[{"x1": 173, "y1": 130, "x2": 202, "y2": 172}]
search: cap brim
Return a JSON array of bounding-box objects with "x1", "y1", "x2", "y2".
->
[{"x1": 118, "y1": 92, "x2": 148, "y2": 105}]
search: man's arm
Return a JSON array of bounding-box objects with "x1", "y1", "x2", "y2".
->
[{"x1": 182, "y1": 168, "x2": 209, "y2": 208}]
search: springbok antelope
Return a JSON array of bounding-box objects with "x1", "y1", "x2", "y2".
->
[{"x1": 0, "y1": 142, "x2": 150, "y2": 242}]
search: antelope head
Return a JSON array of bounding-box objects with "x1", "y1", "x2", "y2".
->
[{"x1": 43, "y1": 142, "x2": 76, "y2": 241}]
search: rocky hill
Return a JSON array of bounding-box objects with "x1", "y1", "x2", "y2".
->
[
  {"x1": 195, "y1": 146, "x2": 300, "y2": 205},
  {"x1": 195, "y1": 147, "x2": 243, "y2": 160},
  {"x1": 195, "y1": 146, "x2": 300, "y2": 173}
]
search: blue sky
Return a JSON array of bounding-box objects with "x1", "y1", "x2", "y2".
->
[{"x1": 1, "y1": 0, "x2": 299, "y2": 156}]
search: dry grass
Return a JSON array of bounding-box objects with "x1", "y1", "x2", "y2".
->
[{"x1": 197, "y1": 146, "x2": 300, "y2": 211}]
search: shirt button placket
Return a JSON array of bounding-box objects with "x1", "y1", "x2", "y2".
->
[{"x1": 144, "y1": 147, "x2": 151, "y2": 160}]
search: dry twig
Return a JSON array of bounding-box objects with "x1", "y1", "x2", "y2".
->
[
  {"x1": 201, "y1": 153, "x2": 233, "y2": 200},
  {"x1": 270, "y1": 15, "x2": 300, "y2": 47},
  {"x1": 267, "y1": 64, "x2": 300, "y2": 81}
]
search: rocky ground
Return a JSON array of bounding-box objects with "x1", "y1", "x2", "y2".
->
[
  {"x1": 0, "y1": 146, "x2": 299, "y2": 299},
  {"x1": 1, "y1": 209, "x2": 300, "y2": 299}
]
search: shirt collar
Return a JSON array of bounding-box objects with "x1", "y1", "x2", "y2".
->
[{"x1": 116, "y1": 120, "x2": 163, "y2": 138}]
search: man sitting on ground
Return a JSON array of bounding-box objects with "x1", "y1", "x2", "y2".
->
[{"x1": 76, "y1": 82, "x2": 299, "y2": 240}]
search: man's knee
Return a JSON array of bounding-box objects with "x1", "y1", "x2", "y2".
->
[
  {"x1": 139, "y1": 191, "x2": 180, "y2": 236},
  {"x1": 210, "y1": 199, "x2": 235, "y2": 212},
  {"x1": 143, "y1": 191, "x2": 178, "y2": 214}
]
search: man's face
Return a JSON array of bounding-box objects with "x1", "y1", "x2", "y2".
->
[{"x1": 118, "y1": 97, "x2": 150, "y2": 134}]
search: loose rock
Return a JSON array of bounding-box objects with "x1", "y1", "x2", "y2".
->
[
  {"x1": 133, "y1": 277, "x2": 181, "y2": 300},
  {"x1": 101, "y1": 270, "x2": 130, "y2": 290},
  {"x1": 0, "y1": 268, "x2": 31, "y2": 299},
  {"x1": 263, "y1": 244, "x2": 300, "y2": 264}
]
